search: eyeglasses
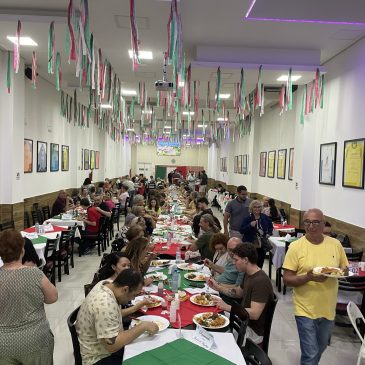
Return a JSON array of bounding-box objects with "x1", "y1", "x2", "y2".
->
[{"x1": 303, "y1": 220, "x2": 322, "y2": 226}]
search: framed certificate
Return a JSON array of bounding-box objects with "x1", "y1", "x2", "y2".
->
[
  {"x1": 259, "y1": 152, "x2": 267, "y2": 177},
  {"x1": 234, "y1": 156, "x2": 238, "y2": 173},
  {"x1": 319, "y1": 142, "x2": 337, "y2": 185},
  {"x1": 342, "y1": 138, "x2": 365, "y2": 189},
  {"x1": 242, "y1": 155, "x2": 248, "y2": 175},
  {"x1": 277, "y1": 149, "x2": 287, "y2": 179},
  {"x1": 288, "y1": 148, "x2": 294, "y2": 180},
  {"x1": 237, "y1": 155, "x2": 242, "y2": 174},
  {"x1": 267, "y1": 151, "x2": 276, "y2": 178}
]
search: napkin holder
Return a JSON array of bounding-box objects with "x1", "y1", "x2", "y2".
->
[{"x1": 61, "y1": 213, "x2": 72, "y2": 220}]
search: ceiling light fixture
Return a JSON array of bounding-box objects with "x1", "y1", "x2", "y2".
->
[
  {"x1": 100, "y1": 104, "x2": 113, "y2": 109},
  {"x1": 128, "y1": 50, "x2": 153, "y2": 60},
  {"x1": 217, "y1": 117, "x2": 228, "y2": 122},
  {"x1": 277, "y1": 75, "x2": 302, "y2": 82},
  {"x1": 142, "y1": 110, "x2": 152, "y2": 114},
  {"x1": 164, "y1": 126, "x2": 172, "y2": 129},
  {"x1": 121, "y1": 89, "x2": 137, "y2": 96},
  {"x1": 179, "y1": 81, "x2": 185, "y2": 87},
  {"x1": 7, "y1": 36, "x2": 38, "y2": 46},
  {"x1": 183, "y1": 111, "x2": 194, "y2": 116},
  {"x1": 219, "y1": 93, "x2": 231, "y2": 99},
  {"x1": 127, "y1": 128, "x2": 135, "y2": 132},
  {"x1": 197, "y1": 124, "x2": 206, "y2": 128}
]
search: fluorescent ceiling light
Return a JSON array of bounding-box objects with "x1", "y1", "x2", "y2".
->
[
  {"x1": 277, "y1": 75, "x2": 302, "y2": 82},
  {"x1": 128, "y1": 50, "x2": 153, "y2": 60},
  {"x1": 142, "y1": 110, "x2": 152, "y2": 114},
  {"x1": 179, "y1": 81, "x2": 185, "y2": 87},
  {"x1": 7, "y1": 36, "x2": 38, "y2": 46},
  {"x1": 127, "y1": 128, "x2": 135, "y2": 132},
  {"x1": 183, "y1": 111, "x2": 194, "y2": 116},
  {"x1": 164, "y1": 131, "x2": 171, "y2": 134},
  {"x1": 197, "y1": 124, "x2": 206, "y2": 128},
  {"x1": 100, "y1": 104, "x2": 112, "y2": 109},
  {"x1": 217, "y1": 117, "x2": 228, "y2": 122},
  {"x1": 164, "y1": 126, "x2": 172, "y2": 129},
  {"x1": 219, "y1": 93, "x2": 231, "y2": 99},
  {"x1": 121, "y1": 89, "x2": 137, "y2": 96}
]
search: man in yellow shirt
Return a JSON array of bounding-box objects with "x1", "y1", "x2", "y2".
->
[{"x1": 283, "y1": 208, "x2": 348, "y2": 365}]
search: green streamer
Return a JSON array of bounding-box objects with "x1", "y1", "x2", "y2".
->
[
  {"x1": 48, "y1": 21, "x2": 54, "y2": 74},
  {"x1": 320, "y1": 74, "x2": 325, "y2": 109},
  {"x1": 130, "y1": 96, "x2": 135, "y2": 119},
  {"x1": 288, "y1": 67, "x2": 293, "y2": 111},
  {"x1": 215, "y1": 67, "x2": 221, "y2": 112},
  {"x1": 55, "y1": 52, "x2": 61, "y2": 91},
  {"x1": 300, "y1": 89, "x2": 305, "y2": 125}
]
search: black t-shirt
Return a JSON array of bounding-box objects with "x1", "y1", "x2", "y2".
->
[
  {"x1": 192, "y1": 208, "x2": 221, "y2": 236},
  {"x1": 99, "y1": 202, "x2": 110, "y2": 212}
]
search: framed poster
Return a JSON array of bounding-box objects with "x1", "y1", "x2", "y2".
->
[
  {"x1": 319, "y1": 142, "x2": 337, "y2": 185},
  {"x1": 277, "y1": 149, "x2": 287, "y2": 179},
  {"x1": 342, "y1": 138, "x2": 365, "y2": 189},
  {"x1": 37, "y1": 141, "x2": 47, "y2": 172},
  {"x1": 50, "y1": 143, "x2": 59, "y2": 172},
  {"x1": 234, "y1": 156, "x2": 238, "y2": 173},
  {"x1": 62, "y1": 145, "x2": 69, "y2": 171},
  {"x1": 267, "y1": 151, "x2": 276, "y2": 178},
  {"x1": 259, "y1": 152, "x2": 267, "y2": 177},
  {"x1": 90, "y1": 150, "x2": 96, "y2": 170},
  {"x1": 81, "y1": 149, "x2": 83, "y2": 170},
  {"x1": 95, "y1": 151, "x2": 100, "y2": 169},
  {"x1": 237, "y1": 155, "x2": 242, "y2": 174},
  {"x1": 84, "y1": 149, "x2": 90, "y2": 170},
  {"x1": 288, "y1": 148, "x2": 294, "y2": 180},
  {"x1": 24, "y1": 139, "x2": 33, "y2": 173},
  {"x1": 242, "y1": 154, "x2": 248, "y2": 175}
]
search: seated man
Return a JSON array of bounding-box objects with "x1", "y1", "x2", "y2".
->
[
  {"x1": 192, "y1": 197, "x2": 221, "y2": 237},
  {"x1": 323, "y1": 221, "x2": 337, "y2": 238},
  {"x1": 51, "y1": 190, "x2": 67, "y2": 217},
  {"x1": 76, "y1": 269, "x2": 158, "y2": 365},
  {"x1": 212, "y1": 243, "x2": 274, "y2": 344},
  {"x1": 94, "y1": 194, "x2": 112, "y2": 218}
]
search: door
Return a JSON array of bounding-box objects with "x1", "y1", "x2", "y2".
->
[
  {"x1": 137, "y1": 162, "x2": 152, "y2": 177},
  {"x1": 155, "y1": 165, "x2": 167, "y2": 180}
]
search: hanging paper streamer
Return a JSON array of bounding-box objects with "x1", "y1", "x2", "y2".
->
[
  {"x1": 7, "y1": 51, "x2": 11, "y2": 93},
  {"x1": 48, "y1": 21, "x2": 55, "y2": 74},
  {"x1": 130, "y1": 0, "x2": 140, "y2": 71},
  {"x1": 239, "y1": 68, "x2": 245, "y2": 115},
  {"x1": 79, "y1": 0, "x2": 91, "y2": 61},
  {"x1": 32, "y1": 51, "x2": 37, "y2": 89},
  {"x1": 286, "y1": 67, "x2": 293, "y2": 111},
  {"x1": 215, "y1": 67, "x2": 221, "y2": 112},
  {"x1": 320, "y1": 74, "x2": 325, "y2": 109},
  {"x1": 260, "y1": 83, "x2": 265, "y2": 117},
  {"x1": 13, "y1": 20, "x2": 21, "y2": 73},
  {"x1": 55, "y1": 52, "x2": 62, "y2": 91},
  {"x1": 279, "y1": 84, "x2": 285, "y2": 115},
  {"x1": 67, "y1": 0, "x2": 77, "y2": 62},
  {"x1": 187, "y1": 63, "x2": 191, "y2": 108},
  {"x1": 300, "y1": 89, "x2": 306, "y2": 125},
  {"x1": 206, "y1": 81, "x2": 211, "y2": 109},
  {"x1": 255, "y1": 65, "x2": 262, "y2": 110},
  {"x1": 314, "y1": 68, "x2": 320, "y2": 108},
  {"x1": 193, "y1": 81, "x2": 199, "y2": 116}
]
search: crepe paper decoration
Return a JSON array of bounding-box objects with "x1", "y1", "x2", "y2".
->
[
  {"x1": 74, "y1": 89, "x2": 77, "y2": 122},
  {"x1": 7, "y1": 51, "x2": 11, "y2": 93},
  {"x1": 215, "y1": 66, "x2": 221, "y2": 112},
  {"x1": 13, "y1": 20, "x2": 21, "y2": 73},
  {"x1": 255, "y1": 65, "x2": 262, "y2": 110},
  {"x1": 193, "y1": 81, "x2": 199, "y2": 116},
  {"x1": 55, "y1": 52, "x2": 62, "y2": 91},
  {"x1": 90, "y1": 34, "x2": 95, "y2": 89},
  {"x1": 129, "y1": 0, "x2": 140, "y2": 71},
  {"x1": 286, "y1": 67, "x2": 293, "y2": 111},
  {"x1": 314, "y1": 68, "x2": 320, "y2": 108},
  {"x1": 240, "y1": 68, "x2": 245, "y2": 115},
  {"x1": 67, "y1": 0, "x2": 77, "y2": 62},
  {"x1": 260, "y1": 83, "x2": 265, "y2": 117},
  {"x1": 48, "y1": 21, "x2": 55, "y2": 74},
  {"x1": 320, "y1": 74, "x2": 325, "y2": 109},
  {"x1": 79, "y1": 0, "x2": 91, "y2": 61},
  {"x1": 279, "y1": 84, "x2": 285, "y2": 115},
  {"x1": 187, "y1": 63, "x2": 191, "y2": 107},
  {"x1": 31, "y1": 51, "x2": 37, "y2": 89},
  {"x1": 300, "y1": 88, "x2": 306, "y2": 124},
  {"x1": 206, "y1": 81, "x2": 211, "y2": 109}
]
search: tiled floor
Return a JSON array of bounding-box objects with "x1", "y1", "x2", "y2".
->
[{"x1": 48, "y1": 210, "x2": 360, "y2": 365}]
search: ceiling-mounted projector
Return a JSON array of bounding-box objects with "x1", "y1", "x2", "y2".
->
[{"x1": 155, "y1": 52, "x2": 174, "y2": 91}]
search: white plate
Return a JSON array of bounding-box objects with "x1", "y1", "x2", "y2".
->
[
  {"x1": 131, "y1": 315, "x2": 170, "y2": 331},
  {"x1": 145, "y1": 272, "x2": 168, "y2": 281},
  {"x1": 313, "y1": 266, "x2": 354, "y2": 278},
  {"x1": 150, "y1": 260, "x2": 171, "y2": 267},
  {"x1": 190, "y1": 293, "x2": 221, "y2": 307},
  {"x1": 177, "y1": 263, "x2": 200, "y2": 271},
  {"x1": 133, "y1": 295, "x2": 162, "y2": 308},
  {"x1": 192, "y1": 312, "x2": 229, "y2": 329},
  {"x1": 184, "y1": 272, "x2": 210, "y2": 282}
]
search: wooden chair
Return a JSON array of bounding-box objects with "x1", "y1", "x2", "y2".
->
[
  {"x1": 41, "y1": 205, "x2": 51, "y2": 220},
  {"x1": 24, "y1": 212, "x2": 31, "y2": 229},
  {"x1": 276, "y1": 241, "x2": 292, "y2": 293},
  {"x1": 243, "y1": 339, "x2": 273, "y2": 365},
  {"x1": 68, "y1": 224, "x2": 78, "y2": 269},
  {"x1": 67, "y1": 307, "x2": 83, "y2": 365},
  {"x1": 228, "y1": 302, "x2": 249, "y2": 348},
  {"x1": 0, "y1": 220, "x2": 15, "y2": 231},
  {"x1": 260, "y1": 294, "x2": 278, "y2": 354},
  {"x1": 43, "y1": 237, "x2": 59, "y2": 285},
  {"x1": 31, "y1": 209, "x2": 44, "y2": 225},
  {"x1": 81, "y1": 216, "x2": 107, "y2": 256}
]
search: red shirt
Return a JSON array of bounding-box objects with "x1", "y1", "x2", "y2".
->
[{"x1": 86, "y1": 206, "x2": 101, "y2": 233}]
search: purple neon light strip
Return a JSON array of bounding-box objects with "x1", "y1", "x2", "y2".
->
[{"x1": 245, "y1": 0, "x2": 257, "y2": 18}]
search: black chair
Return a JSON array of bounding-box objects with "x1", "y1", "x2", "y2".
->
[
  {"x1": 81, "y1": 216, "x2": 107, "y2": 256},
  {"x1": 261, "y1": 294, "x2": 278, "y2": 354},
  {"x1": 41, "y1": 206, "x2": 51, "y2": 220},
  {"x1": 121, "y1": 197, "x2": 129, "y2": 217},
  {"x1": 67, "y1": 306, "x2": 83, "y2": 365},
  {"x1": 346, "y1": 251, "x2": 363, "y2": 262},
  {"x1": 110, "y1": 206, "x2": 121, "y2": 238},
  {"x1": 68, "y1": 224, "x2": 78, "y2": 269},
  {"x1": 0, "y1": 220, "x2": 15, "y2": 231},
  {"x1": 276, "y1": 241, "x2": 292, "y2": 293},
  {"x1": 43, "y1": 237, "x2": 59, "y2": 285},
  {"x1": 229, "y1": 302, "x2": 249, "y2": 347},
  {"x1": 128, "y1": 191, "x2": 135, "y2": 207},
  {"x1": 31, "y1": 209, "x2": 44, "y2": 225},
  {"x1": 279, "y1": 208, "x2": 287, "y2": 221},
  {"x1": 24, "y1": 212, "x2": 31, "y2": 229},
  {"x1": 243, "y1": 339, "x2": 273, "y2": 365},
  {"x1": 55, "y1": 231, "x2": 71, "y2": 282}
]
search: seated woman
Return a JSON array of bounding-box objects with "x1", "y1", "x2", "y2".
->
[
  {"x1": 146, "y1": 197, "x2": 161, "y2": 220},
  {"x1": 203, "y1": 233, "x2": 230, "y2": 278},
  {"x1": 184, "y1": 191, "x2": 198, "y2": 217},
  {"x1": 104, "y1": 191, "x2": 116, "y2": 211},
  {"x1": 22, "y1": 237, "x2": 42, "y2": 267},
  {"x1": 239, "y1": 200, "x2": 273, "y2": 268},
  {"x1": 186, "y1": 214, "x2": 221, "y2": 260},
  {"x1": 267, "y1": 198, "x2": 282, "y2": 223},
  {"x1": 0, "y1": 229, "x2": 58, "y2": 364}
]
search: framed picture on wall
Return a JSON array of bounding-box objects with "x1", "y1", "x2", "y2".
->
[
  {"x1": 234, "y1": 156, "x2": 238, "y2": 173},
  {"x1": 24, "y1": 139, "x2": 33, "y2": 173},
  {"x1": 267, "y1": 151, "x2": 276, "y2": 178},
  {"x1": 242, "y1": 154, "x2": 248, "y2": 175},
  {"x1": 50, "y1": 143, "x2": 59, "y2": 172},
  {"x1": 342, "y1": 138, "x2": 365, "y2": 189},
  {"x1": 90, "y1": 150, "x2": 96, "y2": 170},
  {"x1": 319, "y1": 142, "x2": 337, "y2": 185},
  {"x1": 61, "y1": 145, "x2": 69, "y2": 171},
  {"x1": 288, "y1": 148, "x2": 294, "y2": 180},
  {"x1": 277, "y1": 149, "x2": 287, "y2": 179},
  {"x1": 81, "y1": 149, "x2": 83, "y2": 170},
  {"x1": 37, "y1": 141, "x2": 47, "y2": 172},
  {"x1": 95, "y1": 151, "x2": 100, "y2": 169},
  {"x1": 259, "y1": 152, "x2": 267, "y2": 177},
  {"x1": 84, "y1": 149, "x2": 90, "y2": 170},
  {"x1": 237, "y1": 155, "x2": 242, "y2": 174}
]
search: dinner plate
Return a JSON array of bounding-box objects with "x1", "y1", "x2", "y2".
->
[
  {"x1": 150, "y1": 260, "x2": 171, "y2": 267},
  {"x1": 192, "y1": 312, "x2": 229, "y2": 329},
  {"x1": 177, "y1": 263, "x2": 200, "y2": 271},
  {"x1": 190, "y1": 293, "x2": 220, "y2": 307},
  {"x1": 313, "y1": 266, "x2": 354, "y2": 278},
  {"x1": 131, "y1": 315, "x2": 170, "y2": 331},
  {"x1": 133, "y1": 295, "x2": 163, "y2": 308},
  {"x1": 184, "y1": 272, "x2": 210, "y2": 282},
  {"x1": 145, "y1": 272, "x2": 168, "y2": 281}
]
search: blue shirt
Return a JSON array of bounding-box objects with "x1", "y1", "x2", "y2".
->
[{"x1": 216, "y1": 259, "x2": 244, "y2": 285}]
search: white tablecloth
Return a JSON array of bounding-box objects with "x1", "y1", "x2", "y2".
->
[
  {"x1": 124, "y1": 329, "x2": 245, "y2": 364},
  {"x1": 45, "y1": 218, "x2": 85, "y2": 229},
  {"x1": 269, "y1": 236, "x2": 287, "y2": 269}
]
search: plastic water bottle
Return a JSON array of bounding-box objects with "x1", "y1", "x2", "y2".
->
[
  {"x1": 171, "y1": 268, "x2": 179, "y2": 293},
  {"x1": 35, "y1": 222, "x2": 40, "y2": 234},
  {"x1": 170, "y1": 298, "x2": 177, "y2": 323},
  {"x1": 158, "y1": 280, "x2": 164, "y2": 297},
  {"x1": 176, "y1": 247, "x2": 182, "y2": 264}
]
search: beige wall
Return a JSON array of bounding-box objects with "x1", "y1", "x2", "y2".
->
[{"x1": 131, "y1": 144, "x2": 208, "y2": 175}]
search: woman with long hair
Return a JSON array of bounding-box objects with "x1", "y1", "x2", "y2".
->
[
  {"x1": 146, "y1": 197, "x2": 161, "y2": 218},
  {"x1": 268, "y1": 198, "x2": 282, "y2": 223},
  {"x1": 124, "y1": 237, "x2": 156, "y2": 275}
]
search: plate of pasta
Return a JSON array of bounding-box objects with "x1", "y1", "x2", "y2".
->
[
  {"x1": 190, "y1": 293, "x2": 220, "y2": 307},
  {"x1": 184, "y1": 272, "x2": 209, "y2": 282},
  {"x1": 313, "y1": 266, "x2": 353, "y2": 278},
  {"x1": 193, "y1": 312, "x2": 229, "y2": 329}
]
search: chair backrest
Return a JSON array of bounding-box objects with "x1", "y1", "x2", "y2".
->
[
  {"x1": 24, "y1": 212, "x2": 31, "y2": 228},
  {"x1": 229, "y1": 302, "x2": 249, "y2": 347},
  {"x1": 67, "y1": 306, "x2": 83, "y2": 365},
  {"x1": 295, "y1": 228, "x2": 306, "y2": 237},
  {"x1": 346, "y1": 251, "x2": 363, "y2": 262},
  {"x1": 124, "y1": 197, "x2": 130, "y2": 216},
  {"x1": 262, "y1": 294, "x2": 278, "y2": 354},
  {"x1": 41, "y1": 206, "x2": 51, "y2": 220},
  {"x1": 31, "y1": 209, "x2": 44, "y2": 225},
  {"x1": 0, "y1": 220, "x2": 15, "y2": 231},
  {"x1": 279, "y1": 208, "x2": 287, "y2": 221},
  {"x1": 243, "y1": 338, "x2": 273, "y2": 365},
  {"x1": 44, "y1": 236, "x2": 59, "y2": 259},
  {"x1": 128, "y1": 191, "x2": 135, "y2": 207},
  {"x1": 347, "y1": 301, "x2": 365, "y2": 344}
]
